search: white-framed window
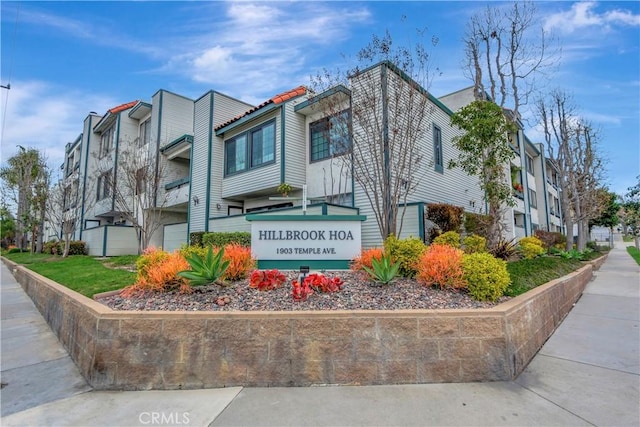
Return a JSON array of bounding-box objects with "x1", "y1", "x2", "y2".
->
[
  {"x1": 224, "y1": 120, "x2": 276, "y2": 176},
  {"x1": 309, "y1": 110, "x2": 351, "y2": 162},
  {"x1": 433, "y1": 124, "x2": 443, "y2": 173},
  {"x1": 96, "y1": 170, "x2": 112, "y2": 201},
  {"x1": 139, "y1": 118, "x2": 151, "y2": 147},
  {"x1": 99, "y1": 125, "x2": 115, "y2": 157},
  {"x1": 526, "y1": 154, "x2": 535, "y2": 176},
  {"x1": 528, "y1": 189, "x2": 537, "y2": 208}
]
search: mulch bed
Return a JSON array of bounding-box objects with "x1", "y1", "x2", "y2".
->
[{"x1": 98, "y1": 271, "x2": 509, "y2": 312}]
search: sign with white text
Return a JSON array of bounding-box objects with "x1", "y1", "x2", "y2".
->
[{"x1": 249, "y1": 218, "x2": 362, "y2": 261}]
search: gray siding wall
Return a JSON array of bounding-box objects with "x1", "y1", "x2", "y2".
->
[
  {"x1": 220, "y1": 109, "x2": 281, "y2": 199},
  {"x1": 154, "y1": 91, "x2": 194, "y2": 204},
  {"x1": 352, "y1": 65, "x2": 484, "y2": 248},
  {"x1": 283, "y1": 101, "x2": 306, "y2": 187},
  {"x1": 209, "y1": 92, "x2": 255, "y2": 219},
  {"x1": 190, "y1": 93, "x2": 213, "y2": 232}
]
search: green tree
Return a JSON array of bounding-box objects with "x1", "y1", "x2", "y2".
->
[
  {"x1": 623, "y1": 176, "x2": 640, "y2": 249},
  {"x1": 589, "y1": 189, "x2": 619, "y2": 231},
  {"x1": 0, "y1": 204, "x2": 16, "y2": 248},
  {"x1": 449, "y1": 100, "x2": 517, "y2": 248},
  {"x1": 0, "y1": 147, "x2": 49, "y2": 252}
]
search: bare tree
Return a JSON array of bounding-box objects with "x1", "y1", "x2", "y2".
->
[
  {"x1": 311, "y1": 30, "x2": 439, "y2": 240},
  {"x1": 536, "y1": 91, "x2": 607, "y2": 251},
  {"x1": 463, "y1": 1, "x2": 556, "y2": 118},
  {"x1": 45, "y1": 170, "x2": 95, "y2": 257},
  {"x1": 108, "y1": 145, "x2": 170, "y2": 253}
]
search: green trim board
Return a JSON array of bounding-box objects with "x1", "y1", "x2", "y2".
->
[
  {"x1": 205, "y1": 93, "x2": 214, "y2": 232},
  {"x1": 280, "y1": 106, "x2": 285, "y2": 183},
  {"x1": 246, "y1": 214, "x2": 366, "y2": 222},
  {"x1": 160, "y1": 134, "x2": 193, "y2": 152},
  {"x1": 257, "y1": 260, "x2": 350, "y2": 270},
  {"x1": 153, "y1": 91, "x2": 164, "y2": 207},
  {"x1": 165, "y1": 177, "x2": 190, "y2": 190},
  {"x1": 209, "y1": 202, "x2": 359, "y2": 220},
  {"x1": 294, "y1": 85, "x2": 351, "y2": 112}
]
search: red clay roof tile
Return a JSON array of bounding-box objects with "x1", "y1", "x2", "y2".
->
[
  {"x1": 214, "y1": 86, "x2": 307, "y2": 132},
  {"x1": 109, "y1": 101, "x2": 138, "y2": 114}
]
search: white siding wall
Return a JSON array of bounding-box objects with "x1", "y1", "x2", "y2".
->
[
  {"x1": 396, "y1": 205, "x2": 421, "y2": 240},
  {"x1": 163, "y1": 222, "x2": 188, "y2": 252},
  {"x1": 303, "y1": 105, "x2": 353, "y2": 201},
  {"x1": 210, "y1": 216, "x2": 252, "y2": 233},
  {"x1": 209, "y1": 92, "x2": 256, "y2": 219},
  {"x1": 283, "y1": 101, "x2": 306, "y2": 188},
  {"x1": 83, "y1": 226, "x2": 105, "y2": 256},
  {"x1": 155, "y1": 91, "x2": 195, "y2": 204},
  {"x1": 104, "y1": 226, "x2": 138, "y2": 256}
]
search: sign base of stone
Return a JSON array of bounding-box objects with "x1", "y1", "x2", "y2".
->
[{"x1": 2, "y1": 255, "x2": 606, "y2": 390}]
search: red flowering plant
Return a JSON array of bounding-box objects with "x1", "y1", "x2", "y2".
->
[
  {"x1": 291, "y1": 279, "x2": 314, "y2": 301},
  {"x1": 291, "y1": 273, "x2": 344, "y2": 301},
  {"x1": 249, "y1": 269, "x2": 287, "y2": 291},
  {"x1": 304, "y1": 273, "x2": 344, "y2": 293}
]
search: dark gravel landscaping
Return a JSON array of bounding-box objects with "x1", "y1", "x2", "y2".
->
[{"x1": 99, "y1": 271, "x2": 509, "y2": 311}]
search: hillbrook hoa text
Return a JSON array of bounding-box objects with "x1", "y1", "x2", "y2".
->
[
  {"x1": 258, "y1": 230, "x2": 354, "y2": 241},
  {"x1": 247, "y1": 215, "x2": 365, "y2": 266}
]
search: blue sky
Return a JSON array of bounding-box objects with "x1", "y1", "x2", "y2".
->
[{"x1": 1, "y1": 1, "x2": 638, "y2": 195}]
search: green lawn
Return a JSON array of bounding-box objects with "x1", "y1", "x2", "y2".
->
[
  {"x1": 627, "y1": 246, "x2": 640, "y2": 266},
  {"x1": 506, "y1": 256, "x2": 585, "y2": 297},
  {"x1": 2, "y1": 253, "x2": 136, "y2": 297}
]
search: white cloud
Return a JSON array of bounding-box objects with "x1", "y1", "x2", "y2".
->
[
  {"x1": 1, "y1": 80, "x2": 117, "y2": 171},
  {"x1": 544, "y1": 2, "x2": 640, "y2": 34},
  {"x1": 166, "y1": 2, "x2": 372, "y2": 100}
]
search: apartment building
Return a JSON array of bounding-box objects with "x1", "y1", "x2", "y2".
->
[{"x1": 52, "y1": 61, "x2": 563, "y2": 255}]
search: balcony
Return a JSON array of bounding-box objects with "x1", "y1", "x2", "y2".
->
[
  {"x1": 161, "y1": 134, "x2": 192, "y2": 160},
  {"x1": 165, "y1": 177, "x2": 189, "y2": 209}
]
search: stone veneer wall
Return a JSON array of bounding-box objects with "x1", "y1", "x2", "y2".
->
[{"x1": 2, "y1": 257, "x2": 602, "y2": 390}]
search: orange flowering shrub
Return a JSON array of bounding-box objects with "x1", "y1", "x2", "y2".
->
[
  {"x1": 222, "y1": 243, "x2": 255, "y2": 281},
  {"x1": 350, "y1": 248, "x2": 384, "y2": 272},
  {"x1": 415, "y1": 244, "x2": 466, "y2": 290},
  {"x1": 122, "y1": 250, "x2": 191, "y2": 296}
]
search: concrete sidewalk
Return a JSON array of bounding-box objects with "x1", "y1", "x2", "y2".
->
[{"x1": 1, "y1": 240, "x2": 638, "y2": 426}]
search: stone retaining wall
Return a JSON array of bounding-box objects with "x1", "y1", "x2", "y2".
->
[{"x1": 2, "y1": 257, "x2": 602, "y2": 390}]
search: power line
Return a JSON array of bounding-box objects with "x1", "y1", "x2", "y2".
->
[{"x1": 1, "y1": 2, "x2": 21, "y2": 147}]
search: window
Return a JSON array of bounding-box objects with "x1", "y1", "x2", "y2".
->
[
  {"x1": 224, "y1": 120, "x2": 276, "y2": 176},
  {"x1": 310, "y1": 110, "x2": 351, "y2": 162},
  {"x1": 554, "y1": 197, "x2": 560, "y2": 216},
  {"x1": 526, "y1": 154, "x2": 535, "y2": 176},
  {"x1": 225, "y1": 134, "x2": 247, "y2": 175},
  {"x1": 139, "y1": 118, "x2": 151, "y2": 147},
  {"x1": 528, "y1": 189, "x2": 537, "y2": 208},
  {"x1": 96, "y1": 170, "x2": 112, "y2": 201},
  {"x1": 251, "y1": 121, "x2": 275, "y2": 167},
  {"x1": 99, "y1": 125, "x2": 115, "y2": 157},
  {"x1": 433, "y1": 124, "x2": 443, "y2": 173}
]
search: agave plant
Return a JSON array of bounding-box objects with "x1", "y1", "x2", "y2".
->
[
  {"x1": 177, "y1": 246, "x2": 230, "y2": 286},
  {"x1": 361, "y1": 253, "x2": 399, "y2": 285}
]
